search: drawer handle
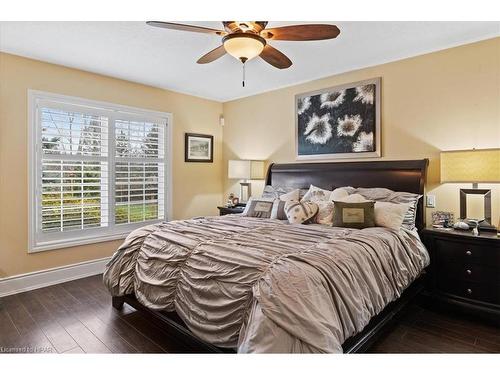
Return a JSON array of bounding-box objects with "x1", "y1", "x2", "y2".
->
[
  {"x1": 466, "y1": 288, "x2": 472, "y2": 295},
  {"x1": 466, "y1": 269, "x2": 472, "y2": 275},
  {"x1": 465, "y1": 250, "x2": 472, "y2": 256}
]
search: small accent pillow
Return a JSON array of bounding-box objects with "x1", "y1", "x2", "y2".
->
[
  {"x1": 262, "y1": 185, "x2": 306, "y2": 200},
  {"x1": 374, "y1": 202, "x2": 411, "y2": 230},
  {"x1": 284, "y1": 200, "x2": 319, "y2": 224},
  {"x1": 301, "y1": 185, "x2": 332, "y2": 202},
  {"x1": 242, "y1": 197, "x2": 275, "y2": 218},
  {"x1": 314, "y1": 201, "x2": 335, "y2": 225},
  {"x1": 332, "y1": 201, "x2": 375, "y2": 229},
  {"x1": 269, "y1": 189, "x2": 300, "y2": 220}
]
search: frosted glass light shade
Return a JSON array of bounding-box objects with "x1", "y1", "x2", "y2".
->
[
  {"x1": 440, "y1": 149, "x2": 500, "y2": 183},
  {"x1": 228, "y1": 160, "x2": 251, "y2": 179},
  {"x1": 223, "y1": 34, "x2": 265, "y2": 62}
]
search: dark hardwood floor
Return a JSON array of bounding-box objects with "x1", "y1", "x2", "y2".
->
[{"x1": 0, "y1": 274, "x2": 498, "y2": 354}]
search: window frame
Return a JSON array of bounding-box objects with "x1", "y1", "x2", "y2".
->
[{"x1": 28, "y1": 90, "x2": 173, "y2": 253}]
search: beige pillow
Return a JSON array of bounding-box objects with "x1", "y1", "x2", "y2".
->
[
  {"x1": 374, "y1": 201, "x2": 410, "y2": 230},
  {"x1": 301, "y1": 185, "x2": 332, "y2": 203},
  {"x1": 330, "y1": 187, "x2": 350, "y2": 201},
  {"x1": 314, "y1": 201, "x2": 335, "y2": 225},
  {"x1": 284, "y1": 200, "x2": 319, "y2": 224},
  {"x1": 338, "y1": 193, "x2": 368, "y2": 203},
  {"x1": 279, "y1": 189, "x2": 300, "y2": 202}
]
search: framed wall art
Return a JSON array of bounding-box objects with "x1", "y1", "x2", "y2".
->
[
  {"x1": 295, "y1": 77, "x2": 381, "y2": 160},
  {"x1": 184, "y1": 133, "x2": 213, "y2": 162}
]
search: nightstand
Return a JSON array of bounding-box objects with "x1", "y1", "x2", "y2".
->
[
  {"x1": 217, "y1": 204, "x2": 246, "y2": 216},
  {"x1": 421, "y1": 228, "x2": 500, "y2": 325}
]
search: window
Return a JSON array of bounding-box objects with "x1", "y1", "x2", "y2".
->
[{"x1": 29, "y1": 91, "x2": 171, "y2": 252}]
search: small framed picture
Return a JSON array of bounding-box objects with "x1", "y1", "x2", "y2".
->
[
  {"x1": 185, "y1": 133, "x2": 213, "y2": 163},
  {"x1": 432, "y1": 211, "x2": 455, "y2": 228}
]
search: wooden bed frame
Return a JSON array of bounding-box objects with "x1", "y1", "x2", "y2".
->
[{"x1": 112, "y1": 159, "x2": 429, "y2": 353}]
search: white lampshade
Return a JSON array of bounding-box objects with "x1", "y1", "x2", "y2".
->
[{"x1": 228, "y1": 160, "x2": 251, "y2": 180}]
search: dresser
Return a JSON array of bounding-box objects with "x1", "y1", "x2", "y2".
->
[{"x1": 421, "y1": 228, "x2": 500, "y2": 325}]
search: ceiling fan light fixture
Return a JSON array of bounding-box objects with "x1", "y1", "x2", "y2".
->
[{"x1": 222, "y1": 33, "x2": 266, "y2": 63}]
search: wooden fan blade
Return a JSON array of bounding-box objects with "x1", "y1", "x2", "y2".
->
[
  {"x1": 197, "y1": 45, "x2": 226, "y2": 64},
  {"x1": 260, "y1": 45, "x2": 292, "y2": 69},
  {"x1": 261, "y1": 24, "x2": 340, "y2": 41},
  {"x1": 146, "y1": 21, "x2": 226, "y2": 36}
]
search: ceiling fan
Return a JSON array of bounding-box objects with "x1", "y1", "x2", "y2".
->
[{"x1": 146, "y1": 21, "x2": 340, "y2": 86}]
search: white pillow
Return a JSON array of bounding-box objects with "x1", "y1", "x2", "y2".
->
[
  {"x1": 338, "y1": 193, "x2": 368, "y2": 203},
  {"x1": 279, "y1": 189, "x2": 300, "y2": 202},
  {"x1": 330, "y1": 188, "x2": 350, "y2": 201},
  {"x1": 301, "y1": 185, "x2": 332, "y2": 202},
  {"x1": 374, "y1": 202, "x2": 411, "y2": 230}
]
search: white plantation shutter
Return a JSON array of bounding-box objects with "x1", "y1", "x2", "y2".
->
[
  {"x1": 30, "y1": 92, "x2": 171, "y2": 252},
  {"x1": 40, "y1": 107, "x2": 109, "y2": 232},
  {"x1": 114, "y1": 119, "x2": 165, "y2": 224}
]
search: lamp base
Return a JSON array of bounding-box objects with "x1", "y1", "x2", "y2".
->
[{"x1": 239, "y1": 182, "x2": 251, "y2": 203}]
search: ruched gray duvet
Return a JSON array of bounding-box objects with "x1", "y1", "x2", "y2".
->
[{"x1": 103, "y1": 215, "x2": 429, "y2": 353}]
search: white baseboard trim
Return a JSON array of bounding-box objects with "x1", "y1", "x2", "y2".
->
[{"x1": 0, "y1": 257, "x2": 111, "y2": 297}]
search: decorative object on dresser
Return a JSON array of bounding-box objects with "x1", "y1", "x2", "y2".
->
[
  {"x1": 440, "y1": 148, "x2": 500, "y2": 232},
  {"x1": 185, "y1": 133, "x2": 213, "y2": 162},
  {"x1": 421, "y1": 228, "x2": 500, "y2": 326},
  {"x1": 295, "y1": 77, "x2": 381, "y2": 160},
  {"x1": 218, "y1": 204, "x2": 246, "y2": 216},
  {"x1": 227, "y1": 159, "x2": 265, "y2": 202}
]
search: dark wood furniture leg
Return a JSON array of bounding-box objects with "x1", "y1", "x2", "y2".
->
[{"x1": 112, "y1": 296, "x2": 125, "y2": 309}]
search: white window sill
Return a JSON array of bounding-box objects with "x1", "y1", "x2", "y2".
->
[{"x1": 29, "y1": 220, "x2": 164, "y2": 253}]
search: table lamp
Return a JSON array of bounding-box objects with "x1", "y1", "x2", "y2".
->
[
  {"x1": 228, "y1": 160, "x2": 265, "y2": 202},
  {"x1": 440, "y1": 148, "x2": 500, "y2": 231}
]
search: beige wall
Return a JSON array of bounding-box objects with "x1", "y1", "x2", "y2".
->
[
  {"x1": 222, "y1": 37, "x2": 500, "y2": 227},
  {"x1": 0, "y1": 52, "x2": 224, "y2": 277}
]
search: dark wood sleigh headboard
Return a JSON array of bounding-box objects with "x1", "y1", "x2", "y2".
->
[{"x1": 265, "y1": 159, "x2": 429, "y2": 231}]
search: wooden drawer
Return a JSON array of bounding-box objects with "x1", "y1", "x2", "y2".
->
[
  {"x1": 437, "y1": 278, "x2": 500, "y2": 305},
  {"x1": 434, "y1": 239, "x2": 500, "y2": 265},
  {"x1": 435, "y1": 261, "x2": 500, "y2": 284}
]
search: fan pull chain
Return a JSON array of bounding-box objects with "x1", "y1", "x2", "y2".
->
[{"x1": 242, "y1": 63, "x2": 245, "y2": 87}]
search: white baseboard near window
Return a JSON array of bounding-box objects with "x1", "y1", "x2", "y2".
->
[{"x1": 0, "y1": 257, "x2": 111, "y2": 297}]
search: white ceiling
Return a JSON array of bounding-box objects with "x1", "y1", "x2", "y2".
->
[{"x1": 0, "y1": 22, "x2": 498, "y2": 102}]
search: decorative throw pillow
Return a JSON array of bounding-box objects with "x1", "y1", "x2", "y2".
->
[
  {"x1": 314, "y1": 201, "x2": 335, "y2": 225},
  {"x1": 330, "y1": 187, "x2": 350, "y2": 201},
  {"x1": 279, "y1": 189, "x2": 300, "y2": 202},
  {"x1": 262, "y1": 185, "x2": 305, "y2": 200},
  {"x1": 374, "y1": 202, "x2": 410, "y2": 230},
  {"x1": 271, "y1": 200, "x2": 287, "y2": 220},
  {"x1": 301, "y1": 185, "x2": 332, "y2": 203},
  {"x1": 332, "y1": 201, "x2": 375, "y2": 229},
  {"x1": 284, "y1": 200, "x2": 319, "y2": 224},
  {"x1": 345, "y1": 187, "x2": 422, "y2": 230},
  {"x1": 242, "y1": 197, "x2": 275, "y2": 218}
]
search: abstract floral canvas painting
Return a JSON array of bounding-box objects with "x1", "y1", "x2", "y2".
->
[{"x1": 295, "y1": 78, "x2": 381, "y2": 159}]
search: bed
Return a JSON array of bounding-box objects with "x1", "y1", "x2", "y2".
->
[{"x1": 104, "y1": 159, "x2": 429, "y2": 353}]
